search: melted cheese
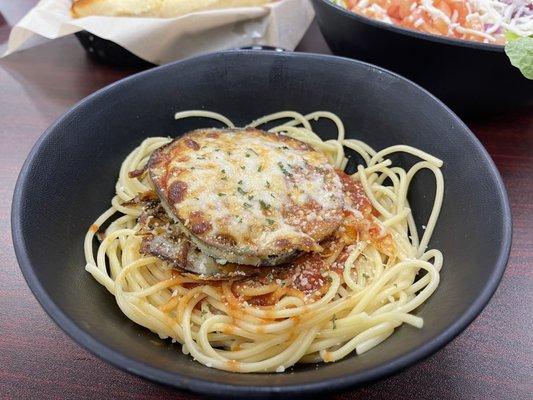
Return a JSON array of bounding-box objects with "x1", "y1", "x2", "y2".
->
[{"x1": 149, "y1": 128, "x2": 344, "y2": 264}]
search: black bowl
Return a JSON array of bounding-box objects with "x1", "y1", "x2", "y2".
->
[
  {"x1": 311, "y1": 0, "x2": 533, "y2": 116},
  {"x1": 12, "y1": 51, "x2": 511, "y2": 398}
]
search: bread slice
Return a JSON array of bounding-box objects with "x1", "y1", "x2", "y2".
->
[{"x1": 71, "y1": 0, "x2": 271, "y2": 18}]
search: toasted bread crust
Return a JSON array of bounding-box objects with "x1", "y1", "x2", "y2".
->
[{"x1": 71, "y1": 0, "x2": 271, "y2": 18}]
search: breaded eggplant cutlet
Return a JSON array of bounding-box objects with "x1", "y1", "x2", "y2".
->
[{"x1": 140, "y1": 127, "x2": 345, "y2": 274}]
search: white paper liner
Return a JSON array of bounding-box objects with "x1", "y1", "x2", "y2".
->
[{"x1": 3, "y1": 0, "x2": 314, "y2": 64}]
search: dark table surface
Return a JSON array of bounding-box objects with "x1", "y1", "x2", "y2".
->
[{"x1": 1, "y1": 1, "x2": 532, "y2": 399}]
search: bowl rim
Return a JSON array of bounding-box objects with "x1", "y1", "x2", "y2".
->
[
  {"x1": 314, "y1": 0, "x2": 505, "y2": 53},
  {"x1": 11, "y1": 50, "x2": 512, "y2": 397}
]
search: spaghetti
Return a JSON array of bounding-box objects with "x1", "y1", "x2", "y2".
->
[{"x1": 84, "y1": 110, "x2": 444, "y2": 373}]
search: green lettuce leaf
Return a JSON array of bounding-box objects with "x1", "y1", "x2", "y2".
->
[
  {"x1": 504, "y1": 31, "x2": 521, "y2": 42},
  {"x1": 504, "y1": 34, "x2": 533, "y2": 80}
]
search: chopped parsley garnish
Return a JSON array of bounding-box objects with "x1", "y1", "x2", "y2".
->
[
  {"x1": 265, "y1": 180, "x2": 270, "y2": 188},
  {"x1": 237, "y1": 187, "x2": 247, "y2": 195},
  {"x1": 332, "y1": 314, "x2": 337, "y2": 330},
  {"x1": 240, "y1": 165, "x2": 246, "y2": 170},
  {"x1": 257, "y1": 165, "x2": 263, "y2": 172},
  {"x1": 277, "y1": 162, "x2": 291, "y2": 176},
  {"x1": 221, "y1": 169, "x2": 226, "y2": 174},
  {"x1": 266, "y1": 219, "x2": 275, "y2": 225},
  {"x1": 362, "y1": 272, "x2": 370, "y2": 279},
  {"x1": 243, "y1": 202, "x2": 252, "y2": 209},
  {"x1": 270, "y1": 193, "x2": 275, "y2": 198},
  {"x1": 279, "y1": 146, "x2": 290, "y2": 150},
  {"x1": 217, "y1": 193, "x2": 226, "y2": 197},
  {"x1": 238, "y1": 180, "x2": 243, "y2": 185},
  {"x1": 259, "y1": 200, "x2": 271, "y2": 211},
  {"x1": 248, "y1": 195, "x2": 254, "y2": 201}
]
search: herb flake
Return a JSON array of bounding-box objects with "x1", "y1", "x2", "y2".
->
[
  {"x1": 259, "y1": 200, "x2": 271, "y2": 211},
  {"x1": 277, "y1": 162, "x2": 291, "y2": 176}
]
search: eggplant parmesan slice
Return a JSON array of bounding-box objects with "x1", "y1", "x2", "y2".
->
[
  {"x1": 138, "y1": 202, "x2": 259, "y2": 279},
  {"x1": 148, "y1": 128, "x2": 344, "y2": 266}
]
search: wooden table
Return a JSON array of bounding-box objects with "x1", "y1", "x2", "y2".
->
[{"x1": 1, "y1": 2, "x2": 532, "y2": 399}]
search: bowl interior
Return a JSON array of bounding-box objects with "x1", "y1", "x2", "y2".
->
[
  {"x1": 316, "y1": 0, "x2": 505, "y2": 52},
  {"x1": 12, "y1": 51, "x2": 510, "y2": 397}
]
